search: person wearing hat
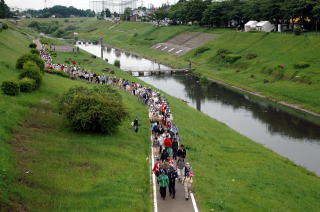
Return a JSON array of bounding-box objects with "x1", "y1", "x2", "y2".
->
[
  {"x1": 158, "y1": 170, "x2": 169, "y2": 200},
  {"x1": 183, "y1": 163, "x2": 193, "y2": 201}
]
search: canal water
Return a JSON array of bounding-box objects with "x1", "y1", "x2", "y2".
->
[{"x1": 78, "y1": 44, "x2": 320, "y2": 176}]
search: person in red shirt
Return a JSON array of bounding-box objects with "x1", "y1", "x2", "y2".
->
[{"x1": 163, "y1": 135, "x2": 172, "y2": 155}]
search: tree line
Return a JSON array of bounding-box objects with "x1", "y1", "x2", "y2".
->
[
  {"x1": 0, "y1": 0, "x2": 11, "y2": 18},
  {"x1": 155, "y1": 0, "x2": 320, "y2": 31},
  {"x1": 21, "y1": 5, "x2": 95, "y2": 18}
]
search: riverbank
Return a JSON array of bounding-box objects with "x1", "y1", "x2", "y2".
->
[
  {"x1": 0, "y1": 24, "x2": 152, "y2": 211},
  {"x1": 19, "y1": 19, "x2": 320, "y2": 115},
  {"x1": 3, "y1": 22, "x2": 320, "y2": 211},
  {"x1": 52, "y1": 44, "x2": 320, "y2": 211}
]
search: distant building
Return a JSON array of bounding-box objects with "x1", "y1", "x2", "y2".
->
[
  {"x1": 256, "y1": 21, "x2": 275, "y2": 32},
  {"x1": 245, "y1": 20, "x2": 258, "y2": 32}
]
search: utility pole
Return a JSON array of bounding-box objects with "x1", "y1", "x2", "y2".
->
[{"x1": 44, "y1": 0, "x2": 48, "y2": 8}]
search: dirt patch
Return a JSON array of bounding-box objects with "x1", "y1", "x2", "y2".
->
[
  {"x1": 40, "y1": 99, "x2": 51, "y2": 105},
  {"x1": 151, "y1": 32, "x2": 216, "y2": 56}
]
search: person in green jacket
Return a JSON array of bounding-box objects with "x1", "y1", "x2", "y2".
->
[{"x1": 158, "y1": 170, "x2": 169, "y2": 200}]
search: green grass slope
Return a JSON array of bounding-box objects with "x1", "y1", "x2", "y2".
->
[
  {"x1": 19, "y1": 19, "x2": 320, "y2": 113},
  {"x1": 2, "y1": 22, "x2": 320, "y2": 211},
  {"x1": 52, "y1": 44, "x2": 320, "y2": 212},
  {"x1": 0, "y1": 26, "x2": 151, "y2": 211}
]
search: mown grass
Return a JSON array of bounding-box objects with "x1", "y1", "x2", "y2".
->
[
  {"x1": 0, "y1": 26, "x2": 151, "y2": 211},
  {"x1": 4, "y1": 21, "x2": 320, "y2": 212},
  {"x1": 19, "y1": 19, "x2": 320, "y2": 113},
  {"x1": 50, "y1": 35, "x2": 320, "y2": 212}
]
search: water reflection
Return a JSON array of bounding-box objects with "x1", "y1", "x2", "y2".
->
[
  {"x1": 78, "y1": 44, "x2": 170, "y2": 72},
  {"x1": 78, "y1": 44, "x2": 320, "y2": 176},
  {"x1": 140, "y1": 74, "x2": 320, "y2": 176}
]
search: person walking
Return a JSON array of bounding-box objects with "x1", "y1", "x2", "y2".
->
[
  {"x1": 168, "y1": 166, "x2": 178, "y2": 199},
  {"x1": 177, "y1": 144, "x2": 186, "y2": 160},
  {"x1": 176, "y1": 158, "x2": 185, "y2": 182},
  {"x1": 183, "y1": 168, "x2": 193, "y2": 201},
  {"x1": 132, "y1": 118, "x2": 139, "y2": 133},
  {"x1": 163, "y1": 135, "x2": 172, "y2": 156},
  {"x1": 172, "y1": 138, "x2": 178, "y2": 160},
  {"x1": 153, "y1": 136, "x2": 160, "y2": 158},
  {"x1": 158, "y1": 170, "x2": 169, "y2": 200}
]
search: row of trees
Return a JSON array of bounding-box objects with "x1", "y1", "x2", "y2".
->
[
  {"x1": 22, "y1": 6, "x2": 95, "y2": 18},
  {"x1": 0, "y1": 0, "x2": 11, "y2": 18},
  {"x1": 155, "y1": 0, "x2": 320, "y2": 30}
]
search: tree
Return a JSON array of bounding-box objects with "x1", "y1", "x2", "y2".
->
[
  {"x1": 185, "y1": 0, "x2": 210, "y2": 24},
  {"x1": 153, "y1": 8, "x2": 169, "y2": 25},
  {"x1": 0, "y1": 0, "x2": 11, "y2": 18},
  {"x1": 105, "y1": 8, "x2": 111, "y2": 17},
  {"x1": 123, "y1": 7, "x2": 132, "y2": 21}
]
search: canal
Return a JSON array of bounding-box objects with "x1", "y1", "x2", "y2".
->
[{"x1": 78, "y1": 43, "x2": 320, "y2": 176}]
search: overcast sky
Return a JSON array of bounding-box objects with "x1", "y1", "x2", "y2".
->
[{"x1": 6, "y1": 0, "x2": 177, "y2": 10}]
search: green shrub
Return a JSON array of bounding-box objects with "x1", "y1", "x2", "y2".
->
[
  {"x1": 1, "y1": 80, "x2": 20, "y2": 96},
  {"x1": 19, "y1": 78, "x2": 36, "y2": 92},
  {"x1": 60, "y1": 86, "x2": 127, "y2": 134},
  {"x1": 23, "y1": 61, "x2": 41, "y2": 72},
  {"x1": 45, "y1": 69, "x2": 69, "y2": 78},
  {"x1": 30, "y1": 49, "x2": 40, "y2": 55},
  {"x1": 224, "y1": 54, "x2": 241, "y2": 63},
  {"x1": 19, "y1": 69, "x2": 42, "y2": 88},
  {"x1": 294, "y1": 62, "x2": 310, "y2": 69},
  {"x1": 16, "y1": 54, "x2": 45, "y2": 72},
  {"x1": 2, "y1": 23, "x2": 8, "y2": 30},
  {"x1": 29, "y1": 43, "x2": 37, "y2": 48},
  {"x1": 114, "y1": 60, "x2": 120, "y2": 68},
  {"x1": 294, "y1": 26, "x2": 302, "y2": 35},
  {"x1": 194, "y1": 47, "x2": 210, "y2": 56},
  {"x1": 133, "y1": 33, "x2": 138, "y2": 37}
]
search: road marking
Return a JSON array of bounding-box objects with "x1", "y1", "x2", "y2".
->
[
  {"x1": 155, "y1": 45, "x2": 162, "y2": 49},
  {"x1": 162, "y1": 46, "x2": 168, "y2": 50},
  {"x1": 168, "y1": 48, "x2": 175, "y2": 52},
  {"x1": 176, "y1": 50, "x2": 183, "y2": 54},
  {"x1": 151, "y1": 135, "x2": 158, "y2": 212},
  {"x1": 191, "y1": 193, "x2": 199, "y2": 212}
]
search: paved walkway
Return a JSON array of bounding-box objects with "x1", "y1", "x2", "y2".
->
[{"x1": 151, "y1": 138, "x2": 198, "y2": 212}]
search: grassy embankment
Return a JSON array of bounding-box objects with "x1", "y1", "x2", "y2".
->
[
  {"x1": 0, "y1": 24, "x2": 151, "y2": 212},
  {"x1": 50, "y1": 38, "x2": 320, "y2": 211},
  {"x1": 3, "y1": 21, "x2": 320, "y2": 211},
  {"x1": 19, "y1": 19, "x2": 320, "y2": 114}
]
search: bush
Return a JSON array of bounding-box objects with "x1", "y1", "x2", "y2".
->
[
  {"x1": 294, "y1": 62, "x2": 310, "y2": 69},
  {"x1": 19, "y1": 69, "x2": 42, "y2": 88},
  {"x1": 30, "y1": 49, "x2": 40, "y2": 55},
  {"x1": 23, "y1": 61, "x2": 41, "y2": 72},
  {"x1": 194, "y1": 47, "x2": 210, "y2": 56},
  {"x1": 29, "y1": 43, "x2": 37, "y2": 48},
  {"x1": 19, "y1": 78, "x2": 36, "y2": 92},
  {"x1": 114, "y1": 60, "x2": 120, "y2": 68},
  {"x1": 294, "y1": 26, "x2": 302, "y2": 35},
  {"x1": 60, "y1": 86, "x2": 127, "y2": 134},
  {"x1": 1, "y1": 80, "x2": 20, "y2": 96},
  {"x1": 224, "y1": 54, "x2": 241, "y2": 63},
  {"x1": 16, "y1": 54, "x2": 45, "y2": 72},
  {"x1": 2, "y1": 23, "x2": 8, "y2": 30},
  {"x1": 45, "y1": 69, "x2": 69, "y2": 78}
]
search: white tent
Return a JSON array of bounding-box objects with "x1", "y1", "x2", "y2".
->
[
  {"x1": 256, "y1": 21, "x2": 275, "y2": 32},
  {"x1": 245, "y1": 20, "x2": 258, "y2": 32}
]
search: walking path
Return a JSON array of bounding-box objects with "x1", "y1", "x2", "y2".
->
[{"x1": 36, "y1": 41, "x2": 199, "y2": 212}]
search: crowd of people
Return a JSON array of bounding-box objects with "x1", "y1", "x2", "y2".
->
[{"x1": 39, "y1": 45, "x2": 194, "y2": 202}]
